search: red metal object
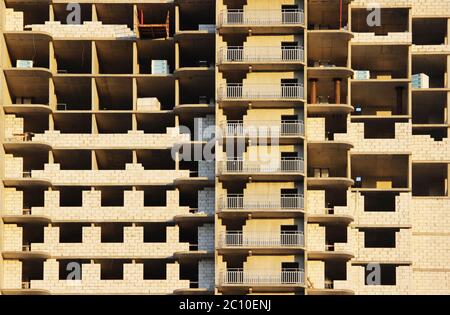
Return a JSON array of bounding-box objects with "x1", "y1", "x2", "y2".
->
[{"x1": 339, "y1": 0, "x2": 343, "y2": 29}]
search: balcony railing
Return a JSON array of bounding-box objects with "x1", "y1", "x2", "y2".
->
[
  {"x1": 222, "y1": 120, "x2": 304, "y2": 137},
  {"x1": 220, "y1": 231, "x2": 304, "y2": 247},
  {"x1": 221, "y1": 194, "x2": 304, "y2": 210},
  {"x1": 220, "y1": 9, "x2": 305, "y2": 26},
  {"x1": 219, "y1": 84, "x2": 304, "y2": 100},
  {"x1": 220, "y1": 158, "x2": 304, "y2": 174},
  {"x1": 219, "y1": 46, "x2": 304, "y2": 63},
  {"x1": 221, "y1": 268, "x2": 305, "y2": 285}
]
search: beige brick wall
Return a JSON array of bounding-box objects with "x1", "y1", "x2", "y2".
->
[
  {"x1": 307, "y1": 260, "x2": 325, "y2": 289},
  {"x1": 3, "y1": 115, "x2": 24, "y2": 139},
  {"x1": 29, "y1": 225, "x2": 189, "y2": 258},
  {"x1": 26, "y1": 21, "x2": 136, "y2": 39},
  {"x1": 27, "y1": 260, "x2": 189, "y2": 294},
  {"x1": 4, "y1": 8, "x2": 23, "y2": 32},
  {"x1": 3, "y1": 260, "x2": 22, "y2": 289},
  {"x1": 3, "y1": 224, "x2": 22, "y2": 251},
  {"x1": 29, "y1": 163, "x2": 189, "y2": 185},
  {"x1": 306, "y1": 223, "x2": 325, "y2": 251},
  {"x1": 28, "y1": 190, "x2": 190, "y2": 221},
  {"x1": 32, "y1": 129, "x2": 189, "y2": 148}
]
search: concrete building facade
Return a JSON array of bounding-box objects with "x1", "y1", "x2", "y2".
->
[{"x1": 0, "y1": 0, "x2": 449, "y2": 295}]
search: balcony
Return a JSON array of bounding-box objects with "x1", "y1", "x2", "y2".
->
[
  {"x1": 218, "y1": 194, "x2": 304, "y2": 218},
  {"x1": 219, "y1": 231, "x2": 304, "y2": 254},
  {"x1": 219, "y1": 9, "x2": 305, "y2": 34},
  {"x1": 218, "y1": 158, "x2": 304, "y2": 180},
  {"x1": 220, "y1": 268, "x2": 305, "y2": 287},
  {"x1": 221, "y1": 120, "x2": 305, "y2": 140},
  {"x1": 218, "y1": 46, "x2": 304, "y2": 71},
  {"x1": 218, "y1": 84, "x2": 305, "y2": 106}
]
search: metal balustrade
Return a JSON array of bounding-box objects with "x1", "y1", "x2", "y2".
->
[
  {"x1": 220, "y1": 158, "x2": 304, "y2": 174},
  {"x1": 221, "y1": 268, "x2": 305, "y2": 285},
  {"x1": 220, "y1": 231, "x2": 304, "y2": 247},
  {"x1": 219, "y1": 84, "x2": 304, "y2": 100},
  {"x1": 221, "y1": 194, "x2": 304, "y2": 210},
  {"x1": 221, "y1": 120, "x2": 304, "y2": 137},
  {"x1": 219, "y1": 46, "x2": 304, "y2": 63},
  {"x1": 220, "y1": 9, "x2": 305, "y2": 26}
]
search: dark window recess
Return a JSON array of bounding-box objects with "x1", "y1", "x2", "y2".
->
[
  {"x1": 144, "y1": 261, "x2": 167, "y2": 279},
  {"x1": 364, "y1": 193, "x2": 396, "y2": 212},
  {"x1": 143, "y1": 223, "x2": 167, "y2": 242},
  {"x1": 364, "y1": 229, "x2": 397, "y2": 248},
  {"x1": 365, "y1": 264, "x2": 397, "y2": 285},
  {"x1": 100, "y1": 224, "x2": 125, "y2": 243},
  {"x1": 59, "y1": 224, "x2": 84, "y2": 243},
  {"x1": 100, "y1": 261, "x2": 125, "y2": 280},
  {"x1": 364, "y1": 121, "x2": 395, "y2": 139},
  {"x1": 59, "y1": 187, "x2": 83, "y2": 207}
]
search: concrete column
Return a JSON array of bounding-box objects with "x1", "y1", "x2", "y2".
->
[
  {"x1": 334, "y1": 78, "x2": 342, "y2": 104},
  {"x1": 309, "y1": 79, "x2": 318, "y2": 104}
]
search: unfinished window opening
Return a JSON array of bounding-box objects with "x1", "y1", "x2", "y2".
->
[
  {"x1": 137, "y1": 40, "x2": 175, "y2": 74},
  {"x1": 22, "y1": 260, "x2": 44, "y2": 282},
  {"x1": 180, "y1": 77, "x2": 215, "y2": 106},
  {"x1": 352, "y1": 8, "x2": 409, "y2": 33},
  {"x1": 179, "y1": 262, "x2": 199, "y2": 287},
  {"x1": 324, "y1": 189, "x2": 347, "y2": 209},
  {"x1": 308, "y1": 144, "x2": 348, "y2": 178},
  {"x1": 22, "y1": 188, "x2": 45, "y2": 209},
  {"x1": 413, "y1": 128, "x2": 447, "y2": 141},
  {"x1": 351, "y1": 154, "x2": 409, "y2": 189},
  {"x1": 143, "y1": 187, "x2": 167, "y2": 206},
  {"x1": 363, "y1": 192, "x2": 397, "y2": 212},
  {"x1": 12, "y1": 4, "x2": 48, "y2": 25},
  {"x1": 53, "y1": 4, "x2": 92, "y2": 25},
  {"x1": 143, "y1": 223, "x2": 167, "y2": 243},
  {"x1": 412, "y1": 93, "x2": 447, "y2": 124},
  {"x1": 364, "y1": 121, "x2": 396, "y2": 139},
  {"x1": 364, "y1": 229, "x2": 397, "y2": 248},
  {"x1": 413, "y1": 19, "x2": 447, "y2": 45},
  {"x1": 365, "y1": 264, "x2": 397, "y2": 285},
  {"x1": 179, "y1": 1, "x2": 215, "y2": 31},
  {"x1": 137, "y1": 77, "x2": 175, "y2": 110},
  {"x1": 413, "y1": 55, "x2": 447, "y2": 88},
  {"x1": 179, "y1": 188, "x2": 197, "y2": 209},
  {"x1": 22, "y1": 224, "x2": 45, "y2": 245},
  {"x1": 21, "y1": 113, "x2": 48, "y2": 134},
  {"x1": 53, "y1": 114, "x2": 92, "y2": 133},
  {"x1": 58, "y1": 259, "x2": 90, "y2": 280},
  {"x1": 325, "y1": 226, "x2": 347, "y2": 248},
  {"x1": 413, "y1": 163, "x2": 448, "y2": 196},
  {"x1": 20, "y1": 151, "x2": 48, "y2": 173},
  {"x1": 325, "y1": 261, "x2": 347, "y2": 285},
  {"x1": 95, "y1": 150, "x2": 132, "y2": 170},
  {"x1": 137, "y1": 150, "x2": 175, "y2": 170},
  {"x1": 352, "y1": 45, "x2": 409, "y2": 79},
  {"x1": 308, "y1": 1, "x2": 347, "y2": 30},
  {"x1": 100, "y1": 223, "x2": 126, "y2": 243},
  {"x1": 96, "y1": 114, "x2": 132, "y2": 134},
  {"x1": 96, "y1": 77, "x2": 133, "y2": 110},
  {"x1": 58, "y1": 187, "x2": 85, "y2": 207},
  {"x1": 136, "y1": 114, "x2": 175, "y2": 134},
  {"x1": 100, "y1": 187, "x2": 126, "y2": 207},
  {"x1": 54, "y1": 41, "x2": 92, "y2": 74},
  {"x1": 54, "y1": 77, "x2": 92, "y2": 110},
  {"x1": 53, "y1": 150, "x2": 92, "y2": 171},
  {"x1": 96, "y1": 41, "x2": 133, "y2": 74},
  {"x1": 179, "y1": 225, "x2": 197, "y2": 249},
  {"x1": 59, "y1": 223, "x2": 86, "y2": 243},
  {"x1": 143, "y1": 260, "x2": 167, "y2": 280},
  {"x1": 100, "y1": 260, "x2": 126, "y2": 280}
]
